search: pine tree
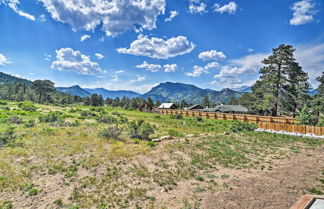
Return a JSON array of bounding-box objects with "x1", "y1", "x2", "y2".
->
[{"x1": 202, "y1": 95, "x2": 210, "y2": 107}]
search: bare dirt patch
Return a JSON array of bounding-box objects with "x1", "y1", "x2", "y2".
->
[{"x1": 202, "y1": 146, "x2": 324, "y2": 209}]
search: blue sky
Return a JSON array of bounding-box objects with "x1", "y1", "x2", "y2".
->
[{"x1": 0, "y1": 0, "x2": 323, "y2": 93}]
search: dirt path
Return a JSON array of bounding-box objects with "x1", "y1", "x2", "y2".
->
[{"x1": 202, "y1": 146, "x2": 324, "y2": 209}]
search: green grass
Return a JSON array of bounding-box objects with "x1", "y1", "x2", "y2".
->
[{"x1": 0, "y1": 101, "x2": 323, "y2": 208}]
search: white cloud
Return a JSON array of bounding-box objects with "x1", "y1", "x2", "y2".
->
[
  {"x1": 0, "y1": 53, "x2": 10, "y2": 66},
  {"x1": 165, "y1": 10, "x2": 178, "y2": 22},
  {"x1": 44, "y1": 53, "x2": 52, "y2": 61},
  {"x1": 164, "y1": 64, "x2": 177, "y2": 72},
  {"x1": 295, "y1": 43, "x2": 324, "y2": 84},
  {"x1": 189, "y1": 2, "x2": 207, "y2": 14},
  {"x1": 136, "y1": 61, "x2": 161, "y2": 72},
  {"x1": 130, "y1": 76, "x2": 146, "y2": 84},
  {"x1": 51, "y1": 48, "x2": 102, "y2": 75},
  {"x1": 111, "y1": 75, "x2": 119, "y2": 82},
  {"x1": 117, "y1": 35, "x2": 195, "y2": 59},
  {"x1": 213, "y1": 2, "x2": 238, "y2": 14},
  {"x1": 210, "y1": 80, "x2": 217, "y2": 86},
  {"x1": 39, "y1": 14, "x2": 47, "y2": 22},
  {"x1": 186, "y1": 65, "x2": 208, "y2": 77},
  {"x1": 3, "y1": 0, "x2": 36, "y2": 21},
  {"x1": 95, "y1": 53, "x2": 104, "y2": 60},
  {"x1": 198, "y1": 50, "x2": 226, "y2": 61},
  {"x1": 80, "y1": 35, "x2": 91, "y2": 42},
  {"x1": 247, "y1": 48, "x2": 254, "y2": 52},
  {"x1": 290, "y1": 0, "x2": 317, "y2": 25},
  {"x1": 205, "y1": 61, "x2": 219, "y2": 69},
  {"x1": 214, "y1": 65, "x2": 256, "y2": 82},
  {"x1": 230, "y1": 53, "x2": 267, "y2": 71},
  {"x1": 37, "y1": 0, "x2": 166, "y2": 37},
  {"x1": 115, "y1": 70, "x2": 124, "y2": 74},
  {"x1": 186, "y1": 61, "x2": 219, "y2": 77}
]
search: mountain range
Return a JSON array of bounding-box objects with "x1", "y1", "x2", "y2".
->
[{"x1": 0, "y1": 71, "x2": 319, "y2": 104}]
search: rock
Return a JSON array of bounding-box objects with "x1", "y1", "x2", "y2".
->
[
  {"x1": 152, "y1": 138, "x2": 161, "y2": 142},
  {"x1": 160, "y1": 136, "x2": 174, "y2": 141},
  {"x1": 186, "y1": 134, "x2": 195, "y2": 137},
  {"x1": 224, "y1": 132, "x2": 230, "y2": 135}
]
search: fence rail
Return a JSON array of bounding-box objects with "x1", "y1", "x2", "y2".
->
[{"x1": 158, "y1": 109, "x2": 324, "y2": 136}]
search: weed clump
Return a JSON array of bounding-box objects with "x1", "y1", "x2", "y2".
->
[
  {"x1": 39, "y1": 112, "x2": 62, "y2": 123},
  {"x1": 97, "y1": 114, "x2": 118, "y2": 124},
  {"x1": 99, "y1": 126, "x2": 123, "y2": 140},
  {"x1": 18, "y1": 102, "x2": 37, "y2": 111},
  {"x1": 170, "y1": 114, "x2": 183, "y2": 120},
  {"x1": 7, "y1": 116, "x2": 23, "y2": 124},
  {"x1": 128, "y1": 120, "x2": 156, "y2": 140},
  {"x1": 0, "y1": 127, "x2": 15, "y2": 147},
  {"x1": 230, "y1": 121, "x2": 257, "y2": 132},
  {"x1": 24, "y1": 119, "x2": 35, "y2": 128}
]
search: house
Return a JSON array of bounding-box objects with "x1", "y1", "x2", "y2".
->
[
  {"x1": 185, "y1": 104, "x2": 204, "y2": 110},
  {"x1": 158, "y1": 103, "x2": 177, "y2": 109},
  {"x1": 203, "y1": 105, "x2": 248, "y2": 114}
]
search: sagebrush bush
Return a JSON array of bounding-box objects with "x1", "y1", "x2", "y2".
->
[
  {"x1": 97, "y1": 114, "x2": 118, "y2": 124},
  {"x1": 0, "y1": 100, "x2": 8, "y2": 105},
  {"x1": 230, "y1": 121, "x2": 258, "y2": 132},
  {"x1": 80, "y1": 110, "x2": 97, "y2": 118},
  {"x1": 39, "y1": 112, "x2": 62, "y2": 123},
  {"x1": 7, "y1": 115, "x2": 23, "y2": 124},
  {"x1": 24, "y1": 119, "x2": 35, "y2": 128},
  {"x1": 128, "y1": 120, "x2": 156, "y2": 140},
  {"x1": 170, "y1": 114, "x2": 183, "y2": 120},
  {"x1": 99, "y1": 126, "x2": 123, "y2": 140},
  {"x1": 0, "y1": 127, "x2": 15, "y2": 147},
  {"x1": 18, "y1": 102, "x2": 37, "y2": 111}
]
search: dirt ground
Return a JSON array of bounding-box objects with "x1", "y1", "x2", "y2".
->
[{"x1": 201, "y1": 146, "x2": 324, "y2": 209}]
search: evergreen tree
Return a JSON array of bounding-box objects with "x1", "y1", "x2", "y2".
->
[
  {"x1": 32, "y1": 80, "x2": 55, "y2": 103},
  {"x1": 202, "y1": 95, "x2": 210, "y2": 107}
]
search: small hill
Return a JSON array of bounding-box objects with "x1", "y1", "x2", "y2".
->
[
  {"x1": 0, "y1": 71, "x2": 32, "y2": 86},
  {"x1": 84, "y1": 88, "x2": 141, "y2": 99},
  {"x1": 56, "y1": 85, "x2": 91, "y2": 97},
  {"x1": 141, "y1": 82, "x2": 242, "y2": 104}
]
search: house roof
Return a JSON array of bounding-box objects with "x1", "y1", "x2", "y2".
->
[
  {"x1": 159, "y1": 103, "x2": 176, "y2": 109},
  {"x1": 214, "y1": 105, "x2": 248, "y2": 112},
  {"x1": 187, "y1": 104, "x2": 204, "y2": 110}
]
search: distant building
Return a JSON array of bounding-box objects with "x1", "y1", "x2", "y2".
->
[
  {"x1": 185, "y1": 104, "x2": 204, "y2": 110},
  {"x1": 203, "y1": 105, "x2": 248, "y2": 114},
  {"x1": 159, "y1": 103, "x2": 177, "y2": 109}
]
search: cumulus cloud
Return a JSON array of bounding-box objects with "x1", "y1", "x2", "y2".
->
[
  {"x1": 189, "y1": 2, "x2": 207, "y2": 14},
  {"x1": 0, "y1": 53, "x2": 10, "y2": 66},
  {"x1": 186, "y1": 61, "x2": 219, "y2": 77},
  {"x1": 80, "y1": 35, "x2": 91, "y2": 42},
  {"x1": 214, "y1": 65, "x2": 256, "y2": 82},
  {"x1": 198, "y1": 50, "x2": 226, "y2": 61},
  {"x1": 37, "y1": 0, "x2": 166, "y2": 36},
  {"x1": 117, "y1": 35, "x2": 195, "y2": 59},
  {"x1": 51, "y1": 48, "x2": 102, "y2": 75},
  {"x1": 39, "y1": 14, "x2": 47, "y2": 22},
  {"x1": 290, "y1": 0, "x2": 317, "y2": 25},
  {"x1": 213, "y1": 2, "x2": 238, "y2": 14},
  {"x1": 95, "y1": 53, "x2": 104, "y2": 60},
  {"x1": 230, "y1": 53, "x2": 267, "y2": 71},
  {"x1": 136, "y1": 61, "x2": 162, "y2": 72},
  {"x1": 165, "y1": 10, "x2": 178, "y2": 22},
  {"x1": 2, "y1": 0, "x2": 36, "y2": 21},
  {"x1": 164, "y1": 64, "x2": 177, "y2": 72},
  {"x1": 130, "y1": 76, "x2": 146, "y2": 84},
  {"x1": 295, "y1": 43, "x2": 324, "y2": 84}
]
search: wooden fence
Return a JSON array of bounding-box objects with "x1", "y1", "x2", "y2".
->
[{"x1": 158, "y1": 109, "x2": 324, "y2": 136}]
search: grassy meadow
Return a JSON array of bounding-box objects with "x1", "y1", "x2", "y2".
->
[{"x1": 0, "y1": 101, "x2": 323, "y2": 209}]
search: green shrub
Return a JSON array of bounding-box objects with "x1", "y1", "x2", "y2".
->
[
  {"x1": 39, "y1": 112, "x2": 62, "y2": 123},
  {"x1": 170, "y1": 114, "x2": 183, "y2": 119},
  {"x1": 230, "y1": 121, "x2": 257, "y2": 132},
  {"x1": 7, "y1": 116, "x2": 23, "y2": 124},
  {"x1": 80, "y1": 110, "x2": 97, "y2": 118},
  {"x1": 0, "y1": 100, "x2": 8, "y2": 105},
  {"x1": 196, "y1": 117, "x2": 203, "y2": 122},
  {"x1": 0, "y1": 127, "x2": 15, "y2": 147},
  {"x1": 168, "y1": 129, "x2": 184, "y2": 138},
  {"x1": 18, "y1": 102, "x2": 37, "y2": 111},
  {"x1": 97, "y1": 114, "x2": 118, "y2": 124},
  {"x1": 28, "y1": 188, "x2": 39, "y2": 196},
  {"x1": 128, "y1": 120, "x2": 156, "y2": 140},
  {"x1": 24, "y1": 119, "x2": 35, "y2": 128},
  {"x1": 99, "y1": 126, "x2": 123, "y2": 140}
]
